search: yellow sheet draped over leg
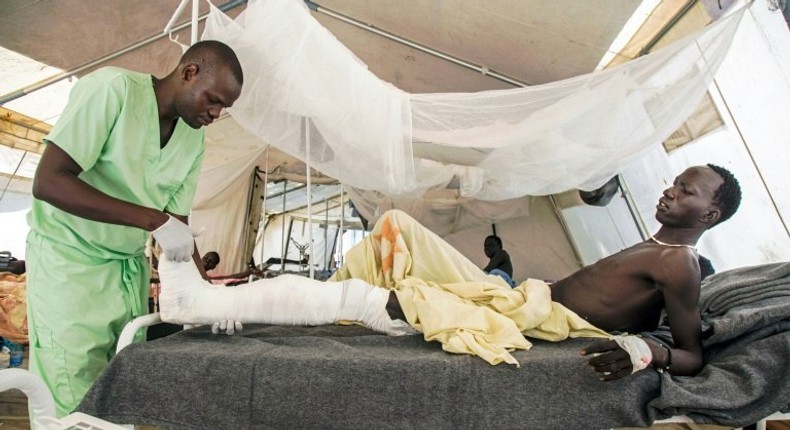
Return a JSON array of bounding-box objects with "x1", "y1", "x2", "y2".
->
[{"x1": 331, "y1": 209, "x2": 608, "y2": 366}]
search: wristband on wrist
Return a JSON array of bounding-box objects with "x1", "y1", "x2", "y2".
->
[{"x1": 652, "y1": 342, "x2": 673, "y2": 372}]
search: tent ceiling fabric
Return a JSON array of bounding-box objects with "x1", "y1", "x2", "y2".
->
[
  {"x1": 0, "y1": 1, "x2": 639, "y2": 93},
  {"x1": 311, "y1": 0, "x2": 641, "y2": 91}
]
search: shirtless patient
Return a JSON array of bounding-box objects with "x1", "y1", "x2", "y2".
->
[{"x1": 158, "y1": 164, "x2": 741, "y2": 380}]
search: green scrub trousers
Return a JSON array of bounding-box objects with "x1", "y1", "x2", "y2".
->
[{"x1": 26, "y1": 232, "x2": 149, "y2": 415}]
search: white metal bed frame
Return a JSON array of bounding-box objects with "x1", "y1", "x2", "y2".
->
[
  {"x1": 0, "y1": 313, "x2": 785, "y2": 429},
  {"x1": 116, "y1": 313, "x2": 789, "y2": 430}
]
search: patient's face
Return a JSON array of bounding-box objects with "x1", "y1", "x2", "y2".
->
[
  {"x1": 202, "y1": 253, "x2": 220, "y2": 271},
  {"x1": 484, "y1": 237, "x2": 500, "y2": 258},
  {"x1": 655, "y1": 166, "x2": 723, "y2": 228}
]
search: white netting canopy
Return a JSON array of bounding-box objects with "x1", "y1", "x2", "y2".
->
[{"x1": 203, "y1": 0, "x2": 744, "y2": 201}]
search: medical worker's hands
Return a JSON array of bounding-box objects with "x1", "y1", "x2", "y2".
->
[
  {"x1": 212, "y1": 320, "x2": 243, "y2": 335},
  {"x1": 152, "y1": 214, "x2": 196, "y2": 262}
]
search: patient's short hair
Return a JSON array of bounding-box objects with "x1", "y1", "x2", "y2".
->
[
  {"x1": 706, "y1": 163, "x2": 741, "y2": 227},
  {"x1": 485, "y1": 235, "x2": 503, "y2": 247}
]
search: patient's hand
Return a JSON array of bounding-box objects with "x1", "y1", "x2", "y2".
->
[
  {"x1": 581, "y1": 339, "x2": 633, "y2": 381},
  {"x1": 212, "y1": 319, "x2": 243, "y2": 335}
]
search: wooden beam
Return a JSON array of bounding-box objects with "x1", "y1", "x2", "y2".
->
[{"x1": 0, "y1": 107, "x2": 50, "y2": 154}]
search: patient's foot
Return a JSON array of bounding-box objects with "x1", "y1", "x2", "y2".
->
[
  {"x1": 341, "y1": 279, "x2": 417, "y2": 336},
  {"x1": 157, "y1": 259, "x2": 223, "y2": 325}
]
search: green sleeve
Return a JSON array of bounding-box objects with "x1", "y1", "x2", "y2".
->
[{"x1": 43, "y1": 71, "x2": 124, "y2": 171}]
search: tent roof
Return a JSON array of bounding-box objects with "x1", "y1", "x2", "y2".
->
[{"x1": 1, "y1": 0, "x2": 641, "y2": 93}]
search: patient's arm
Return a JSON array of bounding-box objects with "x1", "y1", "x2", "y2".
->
[
  {"x1": 656, "y1": 254, "x2": 704, "y2": 376},
  {"x1": 582, "y1": 251, "x2": 703, "y2": 380}
]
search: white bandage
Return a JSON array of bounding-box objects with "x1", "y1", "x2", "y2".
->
[
  {"x1": 611, "y1": 335, "x2": 653, "y2": 374},
  {"x1": 157, "y1": 259, "x2": 415, "y2": 336}
]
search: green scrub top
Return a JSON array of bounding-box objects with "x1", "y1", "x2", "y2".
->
[{"x1": 27, "y1": 67, "x2": 205, "y2": 259}]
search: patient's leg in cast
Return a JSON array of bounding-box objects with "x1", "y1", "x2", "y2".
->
[{"x1": 157, "y1": 260, "x2": 414, "y2": 335}]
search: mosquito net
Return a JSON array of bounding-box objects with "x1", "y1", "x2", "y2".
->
[{"x1": 203, "y1": 0, "x2": 744, "y2": 201}]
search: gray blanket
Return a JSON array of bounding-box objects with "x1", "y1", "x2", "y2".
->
[
  {"x1": 77, "y1": 263, "x2": 790, "y2": 430},
  {"x1": 646, "y1": 261, "x2": 790, "y2": 426},
  {"x1": 78, "y1": 325, "x2": 661, "y2": 430}
]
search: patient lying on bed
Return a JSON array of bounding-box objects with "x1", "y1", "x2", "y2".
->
[{"x1": 158, "y1": 164, "x2": 741, "y2": 381}]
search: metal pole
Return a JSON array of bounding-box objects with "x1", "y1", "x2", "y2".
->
[
  {"x1": 617, "y1": 175, "x2": 650, "y2": 240},
  {"x1": 191, "y1": 0, "x2": 200, "y2": 45},
  {"x1": 548, "y1": 195, "x2": 584, "y2": 269},
  {"x1": 0, "y1": 152, "x2": 27, "y2": 201},
  {"x1": 280, "y1": 180, "x2": 287, "y2": 274},
  {"x1": 339, "y1": 184, "x2": 344, "y2": 268},
  {"x1": 304, "y1": 1, "x2": 528, "y2": 87},
  {"x1": 324, "y1": 199, "x2": 330, "y2": 270},
  {"x1": 259, "y1": 149, "x2": 270, "y2": 268},
  {"x1": 305, "y1": 118, "x2": 314, "y2": 279}
]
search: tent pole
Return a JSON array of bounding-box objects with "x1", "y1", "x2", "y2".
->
[
  {"x1": 259, "y1": 149, "x2": 270, "y2": 269},
  {"x1": 305, "y1": 118, "x2": 314, "y2": 279},
  {"x1": 548, "y1": 195, "x2": 584, "y2": 269},
  {"x1": 191, "y1": 0, "x2": 200, "y2": 45},
  {"x1": 305, "y1": 1, "x2": 527, "y2": 87},
  {"x1": 279, "y1": 181, "x2": 287, "y2": 274},
  {"x1": 616, "y1": 175, "x2": 650, "y2": 240},
  {"x1": 238, "y1": 169, "x2": 257, "y2": 274},
  {"x1": 324, "y1": 199, "x2": 330, "y2": 271},
  {"x1": 163, "y1": 0, "x2": 191, "y2": 36},
  {"x1": 0, "y1": 152, "x2": 26, "y2": 202},
  {"x1": 339, "y1": 184, "x2": 344, "y2": 268}
]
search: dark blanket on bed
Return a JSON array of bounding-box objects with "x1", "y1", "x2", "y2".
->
[
  {"x1": 646, "y1": 261, "x2": 790, "y2": 427},
  {"x1": 77, "y1": 263, "x2": 790, "y2": 430},
  {"x1": 78, "y1": 325, "x2": 661, "y2": 430}
]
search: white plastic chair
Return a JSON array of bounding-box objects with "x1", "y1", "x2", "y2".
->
[{"x1": 0, "y1": 368, "x2": 129, "y2": 429}]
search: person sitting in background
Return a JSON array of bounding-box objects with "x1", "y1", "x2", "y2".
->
[
  {"x1": 202, "y1": 251, "x2": 267, "y2": 286},
  {"x1": 482, "y1": 235, "x2": 516, "y2": 287}
]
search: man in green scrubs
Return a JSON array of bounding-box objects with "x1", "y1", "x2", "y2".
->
[{"x1": 26, "y1": 40, "x2": 243, "y2": 416}]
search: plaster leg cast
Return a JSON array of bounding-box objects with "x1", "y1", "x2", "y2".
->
[{"x1": 157, "y1": 259, "x2": 414, "y2": 336}]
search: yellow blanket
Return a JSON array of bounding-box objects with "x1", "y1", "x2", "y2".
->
[{"x1": 331, "y1": 210, "x2": 607, "y2": 366}]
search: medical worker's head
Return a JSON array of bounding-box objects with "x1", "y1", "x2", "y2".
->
[{"x1": 173, "y1": 40, "x2": 243, "y2": 129}]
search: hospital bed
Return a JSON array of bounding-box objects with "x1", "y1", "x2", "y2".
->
[{"x1": 10, "y1": 262, "x2": 790, "y2": 429}]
